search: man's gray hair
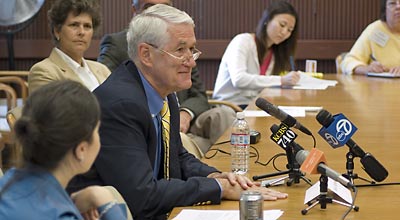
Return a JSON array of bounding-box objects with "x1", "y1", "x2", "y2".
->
[{"x1": 127, "y1": 4, "x2": 194, "y2": 62}]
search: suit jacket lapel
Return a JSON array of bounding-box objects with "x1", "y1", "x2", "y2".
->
[
  {"x1": 48, "y1": 48, "x2": 86, "y2": 84},
  {"x1": 88, "y1": 63, "x2": 104, "y2": 83},
  {"x1": 124, "y1": 61, "x2": 158, "y2": 165}
]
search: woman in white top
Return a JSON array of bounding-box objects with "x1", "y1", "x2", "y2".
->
[
  {"x1": 213, "y1": 0, "x2": 300, "y2": 108},
  {"x1": 28, "y1": 0, "x2": 110, "y2": 93}
]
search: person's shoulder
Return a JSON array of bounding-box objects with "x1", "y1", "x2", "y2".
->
[
  {"x1": 233, "y1": 32, "x2": 253, "y2": 40},
  {"x1": 30, "y1": 57, "x2": 58, "y2": 72},
  {"x1": 359, "y1": 20, "x2": 395, "y2": 39},
  {"x1": 101, "y1": 30, "x2": 128, "y2": 42},
  {"x1": 227, "y1": 33, "x2": 255, "y2": 50},
  {"x1": 231, "y1": 33, "x2": 254, "y2": 44},
  {"x1": 363, "y1": 20, "x2": 383, "y2": 32},
  {"x1": 95, "y1": 61, "x2": 139, "y2": 90}
]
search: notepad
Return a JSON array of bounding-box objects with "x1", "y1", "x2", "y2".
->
[{"x1": 367, "y1": 72, "x2": 400, "y2": 78}]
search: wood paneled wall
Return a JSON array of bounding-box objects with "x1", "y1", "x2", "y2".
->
[{"x1": 0, "y1": 0, "x2": 380, "y2": 89}]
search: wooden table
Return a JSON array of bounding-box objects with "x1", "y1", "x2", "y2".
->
[
  {"x1": 0, "y1": 71, "x2": 29, "y2": 77},
  {"x1": 170, "y1": 74, "x2": 400, "y2": 220}
]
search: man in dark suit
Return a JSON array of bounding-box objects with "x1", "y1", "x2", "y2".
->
[
  {"x1": 97, "y1": 0, "x2": 235, "y2": 156},
  {"x1": 68, "y1": 4, "x2": 287, "y2": 220}
]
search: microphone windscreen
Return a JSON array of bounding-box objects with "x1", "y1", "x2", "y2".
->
[
  {"x1": 300, "y1": 148, "x2": 327, "y2": 174},
  {"x1": 316, "y1": 109, "x2": 334, "y2": 127},
  {"x1": 255, "y1": 98, "x2": 275, "y2": 114},
  {"x1": 256, "y1": 98, "x2": 296, "y2": 126},
  {"x1": 361, "y1": 153, "x2": 389, "y2": 182}
]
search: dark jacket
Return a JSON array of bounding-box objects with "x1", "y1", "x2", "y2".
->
[
  {"x1": 68, "y1": 60, "x2": 221, "y2": 220},
  {"x1": 97, "y1": 30, "x2": 210, "y2": 119}
]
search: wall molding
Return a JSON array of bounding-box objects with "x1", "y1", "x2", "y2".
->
[{"x1": 0, "y1": 39, "x2": 354, "y2": 60}]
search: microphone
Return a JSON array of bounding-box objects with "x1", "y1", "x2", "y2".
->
[
  {"x1": 270, "y1": 124, "x2": 355, "y2": 189},
  {"x1": 316, "y1": 109, "x2": 388, "y2": 182},
  {"x1": 255, "y1": 97, "x2": 312, "y2": 135},
  {"x1": 295, "y1": 149, "x2": 355, "y2": 189}
]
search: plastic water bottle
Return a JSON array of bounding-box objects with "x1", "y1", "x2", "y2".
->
[{"x1": 231, "y1": 112, "x2": 250, "y2": 175}]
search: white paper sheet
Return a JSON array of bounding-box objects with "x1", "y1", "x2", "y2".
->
[
  {"x1": 172, "y1": 209, "x2": 284, "y2": 220},
  {"x1": 304, "y1": 177, "x2": 353, "y2": 205},
  {"x1": 289, "y1": 72, "x2": 338, "y2": 90},
  {"x1": 367, "y1": 72, "x2": 400, "y2": 78},
  {"x1": 244, "y1": 106, "x2": 322, "y2": 118}
]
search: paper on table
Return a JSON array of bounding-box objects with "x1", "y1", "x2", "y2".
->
[
  {"x1": 304, "y1": 177, "x2": 353, "y2": 205},
  {"x1": 280, "y1": 106, "x2": 322, "y2": 112},
  {"x1": 172, "y1": 209, "x2": 284, "y2": 220},
  {"x1": 289, "y1": 72, "x2": 338, "y2": 90},
  {"x1": 244, "y1": 106, "x2": 322, "y2": 117},
  {"x1": 367, "y1": 72, "x2": 400, "y2": 78}
]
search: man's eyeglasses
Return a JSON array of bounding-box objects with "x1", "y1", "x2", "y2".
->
[
  {"x1": 146, "y1": 43, "x2": 202, "y2": 64},
  {"x1": 387, "y1": 0, "x2": 400, "y2": 9}
]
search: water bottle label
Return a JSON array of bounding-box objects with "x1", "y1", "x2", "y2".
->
[{"x1": 231, "y1": 134, "x2": 250, "y2": 145}]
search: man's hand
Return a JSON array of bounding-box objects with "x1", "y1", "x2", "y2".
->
[
  {"x1": 216, "y1": 178, "x2": 288, "y2": 201},
  {"x1": 208, "y1": 172, "x2": 255, "y2": 190},
  {"x1": 180, "y1": 110, "x2": 192, "y2": 133}
]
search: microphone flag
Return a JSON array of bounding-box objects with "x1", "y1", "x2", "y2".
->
[
  {"x1": 318, "y1": 113, "x2": 357, "y2": 148},
  {"x1": 300, "y1": 148, "x2": 327, "y2": 175}
]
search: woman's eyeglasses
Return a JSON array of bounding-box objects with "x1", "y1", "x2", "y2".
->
[{"x1": 387, "y1": 0, "x2": 400, "y2": 9}]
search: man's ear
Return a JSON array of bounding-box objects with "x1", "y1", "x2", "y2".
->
[{"x1": 138, "y1": 43, "x2": 153, "y2": 67}]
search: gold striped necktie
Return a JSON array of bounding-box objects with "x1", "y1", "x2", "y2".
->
[{"x1": 161, "y1": 101, "x2": 170, "y2": 179}]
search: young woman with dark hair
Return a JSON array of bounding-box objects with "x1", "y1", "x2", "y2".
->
[
  {"x1": 0, "y1": 80, "x2": 126, "y2": 220},
  {"x1": 213, "y1": 0, "x2": 300, "y2": 108}
]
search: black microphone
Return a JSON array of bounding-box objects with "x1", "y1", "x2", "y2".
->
[
  {"x1": 316, "y1": 109, "x2": 388, "y2": 182},
  {"x1": 255, "y1": 97, "x2": 312, "y2": 135},
  {"x1": 270, "y1": 124, "x2": 355, "y2": 189}
]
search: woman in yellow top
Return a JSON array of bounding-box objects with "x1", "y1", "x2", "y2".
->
[
  {"x1": 28, "y1": 0, "x2": 110, "y2": 93},
  {"x1": 341, "y1": 0, "x2": 400, "y2": 75}
]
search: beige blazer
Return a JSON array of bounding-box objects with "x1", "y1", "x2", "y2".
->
[{"x1": 28, "y1": 48, "x2": 111, "y2": 93}]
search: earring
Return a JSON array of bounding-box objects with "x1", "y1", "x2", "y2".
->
[{"x1": 56, "y1": 36, "x2": 60, "y2": 41}]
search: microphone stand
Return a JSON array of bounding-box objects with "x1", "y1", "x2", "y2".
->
[
  {"x1": 301, "y1": 174, "x2": 359, "y2": 215},
  {"x1": 253, "y1": 143, "x2": 312, "y2": 187},
  {"x1": 342, "y1": 151, "x2": 376, "y2": 185}
]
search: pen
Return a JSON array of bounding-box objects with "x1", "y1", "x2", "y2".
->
[
  {"x1": 370, "y1": 54, "x2": 377, "y2": 62},
  {"x1": 289, "y1": 56, "x2": 295, "y2": 71}
]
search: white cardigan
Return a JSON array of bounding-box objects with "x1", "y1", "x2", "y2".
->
[{"x1": 212, "y1": 33, "x2": 281, "y2": 106}]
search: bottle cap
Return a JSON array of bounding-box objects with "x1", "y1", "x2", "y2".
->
[{"x1": 236, "y1": 112, "x2": 245, "y2": 119}]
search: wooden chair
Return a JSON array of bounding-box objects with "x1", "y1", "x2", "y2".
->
[
  {"x1": 335, "y1": 52, "x2": 348, "y2": 74},
  {"x1": 3, "y1": 106, "x2": 23, "y2": 169},
  {"x1": 0, "y1": 83, "x2": 18, "y2": 169},
  {"x1": 0, "y1": 75, "x2": 28, "y2": 169},
  {"x1": 6, "y1": 106, "x2": 22, "y2": 129},
  {"x1": 103, "y1": 186, "x2": 133, "y2": 220},
  {"x1": 0, "y1": 76, "x2": 28, "y2": 104},
  {"x1": 206, "y1": 90, "x2": 242, "y2": 112}
]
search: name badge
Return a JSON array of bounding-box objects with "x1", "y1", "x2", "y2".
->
[{"x1": 370, "y1": 30, "x2": 389, "y2": 47}]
